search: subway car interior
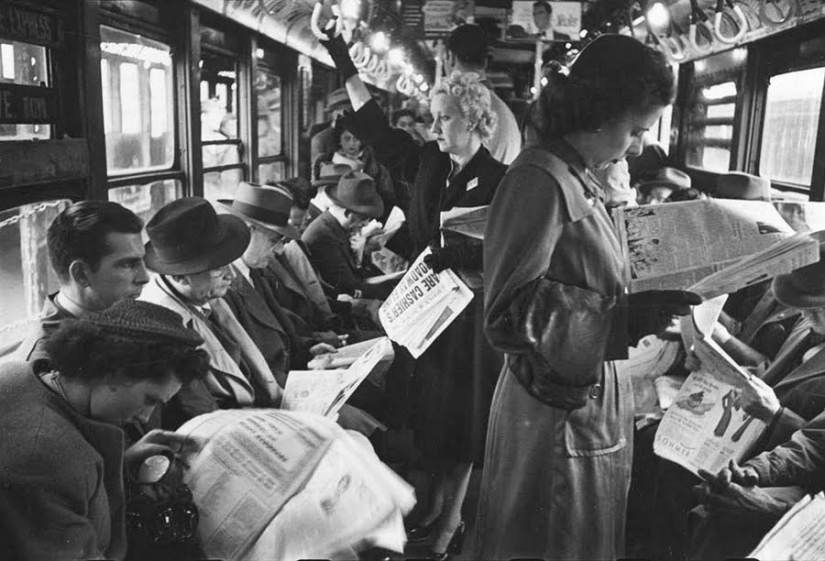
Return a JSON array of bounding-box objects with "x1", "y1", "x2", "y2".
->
[{"x1": 2, "y1": 0, "x2": 825, "y2": 560}]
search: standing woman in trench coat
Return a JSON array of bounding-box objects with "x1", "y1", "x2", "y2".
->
[{"x1": 472, "y1": 35, "x2": 700, "y2": 560}]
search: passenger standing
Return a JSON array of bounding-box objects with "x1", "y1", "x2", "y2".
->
[
  {"x1": 446, "y1": 24, "x2": 522, "y2": 165},
  {"x1": 474, "y1": 34, "x2": 698, "y2": 560},
  {"x1": 317, "y1": 20, "x2": 507, "y2": 559}
]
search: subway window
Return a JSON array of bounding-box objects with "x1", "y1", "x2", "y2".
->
[
  {"x1": 108, "y1": 179, "x2": 182, "y2": 227},
  {"x1": 759, "y1": 66, "x2": 825, "y2": 188},
  {"x1": 0, "y1": 200, "x2": 71, "y2": 360},
  {"x1": 684, "y1": 49, "x2": 747, "y2": 172},
  {"x1": 100, "y1": 25, "x2": 175, "y2": 175},
  {"x1": 0, "y1": 39, "x2": 51, "y2": 140}
]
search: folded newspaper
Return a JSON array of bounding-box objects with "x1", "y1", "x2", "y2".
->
[
  {"x1": 178, "y1": 409, "x2": 415, "y2": 561},
  {"x1": 440, "y1": 205, "x2": 488, "y2": 240},
  {"x1": 774, "y1": 200, "x2": 825, "y2": 233},
  {"x1": 615, "y1": 199, "x2": 819, "y2": 295},
  {"x1": 654, "y1": 296, "x2": 767, "y2": 475},
  {"x1": 378, "y1": 248, "x2": 474, "y2": 358},
  {"x1": 282, "y1": 337, "x2": 394, "y2": 418},
  {"x1": 749, "y1": 491, "x2": 825, "y2": 561},
  {"x1": 614, "y1": 334, "x2": 684, "y2": 420}
]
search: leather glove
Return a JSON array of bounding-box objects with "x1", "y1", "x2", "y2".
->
[
  {"x1": 628, "y1": 289, "x2": 702, "y2": 344},
  {"x1": 318, "y1": 25, "x2": 358, "y2": 82},
  {"x1": 424, "y1": 241, "x2": 481, "y2": 273}
]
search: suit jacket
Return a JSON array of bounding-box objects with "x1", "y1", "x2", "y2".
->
[
  {"x1": 0, "y1": 362, "x2": 127, "y2": 561},
  {"x1": 264, "y1": 252, "x2": 321, "y2": 330},
  {"x1": 302, "y1": 211, "x2": 393, "y2": 300},
  {"x1": 223, "y1": 267, "x2": 308, "y2": 387}
]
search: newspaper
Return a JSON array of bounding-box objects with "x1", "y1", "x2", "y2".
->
[
  {"x1": 654, "y1": 297, "x2": 767, "y2": 476},
  {"x1": 307, "y1": 336, "x2": 395, "y2": 386},
  {"x1": 614, "y1": 334, "x2": 684, "y2": 419},
  {"x1": 379, "y1": 248, "x2": 474, "y2": 358},
  {"x1": 178, "y1": 410, "x2": 415, "y2": 561},
  {"x1": 616, "y1": 199, "x2": 796, "y2": 293},
  {"x1": 282, "y1": 337, "x2": 394, "y2": 417},
  {"x1": 774, "y1": 201, "x2": 825, "y2": 232},
  {"x1": 440, "y1": 205, "x2": 488, "y2": 240},
  {"x1": 371, "y1": 246, "x2": 409, "y2": 275},
  {"x1": 749, "y1": 492, "x2": 825, "y2": 561}
]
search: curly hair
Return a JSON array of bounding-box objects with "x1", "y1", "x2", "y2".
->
[
  {"x1": 530, "y1": 35, "x2": 674, "y2": 141},
  {"x1": 430, "y1": 71, "x2": 497, "y2": 141},
  {"x1": 45, "y1": 321, "x2": 210, "y2": 386}
]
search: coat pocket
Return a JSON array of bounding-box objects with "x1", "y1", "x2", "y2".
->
[{"x1": 564, "y1": 362, "x2": 632, "y2": 457}]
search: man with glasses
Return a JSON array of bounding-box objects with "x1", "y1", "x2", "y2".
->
[
  {"x1": 140, "y1": 197, "x2": 282, "y2": 428},
  {"x1": 302, "y1": 171, "x2": 394, "y2": 300}
]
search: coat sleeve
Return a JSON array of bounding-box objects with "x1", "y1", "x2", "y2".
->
[
  {"x1": 347, "y1": 99, "x2": 422, "y2": 185},
  {"x1": 745, "y1": 410, "x2": 825, "y2": 491},
  {"x1": 0, "y1": 455, "x2": 106, "y2": 560}
]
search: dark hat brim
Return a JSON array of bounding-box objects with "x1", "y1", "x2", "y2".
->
[
  {"x1": 773, "y1": 274, "x2": 825, "y2": 310},
  {"x1": 144, "y1": 213, "x2": 251, "y2": 275},
  {"x1": 215, "y1": 200, "x2": 300, "y2": 240},
  {"x1": 312, "y1": 176, "x2": 343, "y2": 188},
  {"x1": 326, "y1": 191, "x2": 384, "y2": 219}
]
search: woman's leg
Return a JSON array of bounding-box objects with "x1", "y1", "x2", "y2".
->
[
  {"x1": 431, "y1": 461, "x2": 473, "y2": 554},
  {"x1": 416, "y1": 469, "x2": 446, "y2": 527}
]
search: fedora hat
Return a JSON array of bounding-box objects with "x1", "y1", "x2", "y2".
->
[
  {"x1": 145, "y1": 197, "x2": 250, "y2": 275},
  {"x1": 716, "y1": 172, "x2": 771, "y2": 201},
  {"x1": 313, "y1": 162, "x2": 353, "y2": 188},
  {"x1": 639, "y1": 167, "x2": 691, "y2": 194},
  {"x1": 327, "y1": 171, "x2": 384, "y2": 218},
  {"x1": 216, "y1": 182, "x2": 299, "y2": 240},
  {"x1": 773, "y1": 231, "x2": 825, "y2": 309}
]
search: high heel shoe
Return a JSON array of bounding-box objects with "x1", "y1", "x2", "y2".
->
[
  {"x1": 406, "y1": 517, "x2": 439, "y2": 543},
  {"x1": 427, "y1": 521, "x2": 465, "y2": 561}
]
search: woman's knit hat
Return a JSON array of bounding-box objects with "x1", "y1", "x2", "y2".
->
[{"x1": 82, "y1": 300, "x2": 203, "y2": 347}]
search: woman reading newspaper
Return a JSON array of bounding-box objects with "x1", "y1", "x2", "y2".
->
[
  {"x1": 315, "y1": 11, "x2": 506, "y2": 559},
  {"x1": 473, "y1": 36, "x2": 700, "y2": 560}
]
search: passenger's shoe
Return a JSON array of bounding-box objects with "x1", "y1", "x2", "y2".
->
[
  {"x1": 426, "y1": 520, "x2": 465, "y2": 561},
  {"x1": 406, "y1": 518, "x2": 439, "y2": 543}
]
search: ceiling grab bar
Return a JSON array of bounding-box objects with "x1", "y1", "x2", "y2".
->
[
  {"x1": 688, "y1": 0, "x2": 716, "y2": 56},
  {"x1": 714, "y1": 0, "x2": 749, "y2": 45},
  {"x1": 644, "y1": 3, "x2": 687, "y2": 62},
  {"x1": 759, "y1": 0, "x2": 797, "y2": 26},
  {"x1": 310, "y1": 1, "x2": 343, "y2": 41}
]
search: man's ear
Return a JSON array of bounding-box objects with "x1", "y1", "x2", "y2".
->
[{"x1": 68, "y1": 259, "x2": 93, "y2": 288}]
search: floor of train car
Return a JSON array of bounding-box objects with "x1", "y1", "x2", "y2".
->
[{"x1": 375, "y1": 427, "x2": 482, "y2": 561}]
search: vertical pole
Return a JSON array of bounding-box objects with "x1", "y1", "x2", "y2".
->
[
  {"x1": 435, "y1": 39, "x2": 444, "y2": 88},
  {"x1": 534, "y1": 39, "x2": 543, "y2": 100}
]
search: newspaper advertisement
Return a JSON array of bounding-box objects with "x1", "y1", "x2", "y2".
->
[
  {"x1": 178, "y1": 409, "x2": 334, "y2": 561},
  {"x1": 616, "y1": 199, "x2": 794, "y2": 293},
  {"x1": 379, "y1": 248, "x2": 474, "y2": 358},
  {"x1": 283, "y1": 337, "x2": 394, "y2": 417},
  {"x1": 179, "y1": 410, "x2": 415, "y2": 561},
  {"x1": 750, "y1": 492, "x2": 825, "y2": 561},
  {"x1": 655, "y1": 298, "x2": 767, "y2": 475},
  {"x1": 440, "y1": 205, "x2": 488, "y2": 240}
]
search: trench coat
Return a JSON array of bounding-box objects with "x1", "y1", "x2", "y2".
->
[
  {"x1": 348, "y1": 98, "x2": 507, "y2": 462},
  {"x1": 473, "y1": 141, "x2": 633, "y2": 560}
]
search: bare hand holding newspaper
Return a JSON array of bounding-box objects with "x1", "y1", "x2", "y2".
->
[
  {"x1": 655, "y1": 296, "x2": 768, "y2": 476},
  {"x1": 379, "y1": 247, "x2": 474, "y2": 358}
]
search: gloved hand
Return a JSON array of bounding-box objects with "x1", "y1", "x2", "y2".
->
[
  {"x1": 424, "y1": 242, "x2": 480, "y2": 273},
  {"x1": 628, "y1": 289, "x2": 702, "y2": 343},
  {"x1": 316, "y1": 17, "x2": 358, "y2": 81},
  {"x1": 423, "y1": 247, "x2": 452, "y2": 273}
]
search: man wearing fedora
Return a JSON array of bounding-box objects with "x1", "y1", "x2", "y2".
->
[
  {"x1": 139, "y1": 197, "x2": 283, "y2": 427},
  {"x1": 216, "y1": 182, "x2": 345, "y2": 385},
  {"x1": 303, "y1": 171, "x2": 395, "y2": 300},
  {"x1": 715, "y1": 171, "x2": 772, "y2": 202},
  {"x1": 308, "y1": 162, "x2": 352, "y2": 226}
]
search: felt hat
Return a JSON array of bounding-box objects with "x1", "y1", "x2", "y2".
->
[
  {"x1": 773, "y1": 230, "x2": 825, "y2": 309},
  {"x1": 639, "y1": 167, "x2": 691, "y2": 194},
  {"x1": 628, "y1": 143, "x2": 668, "y2": 184},
  {"x1": 145, "y1": 197, "x2": 250, "y2": 275},
  {"x1": 327, "y1": 171, "x2": 384, "y2": 218},
  {"x1": 81, "y1": 299, "x2": 203, "y2": 347},
  {"x1": 313, "y1": 162, "x2": 353, "y2": 188},
  {"x1": 716, "y1": 172, "x2": 771, "y2": 201},
  {"x1": 326, "y1": 88, "x2": 351, "y2": 112},
  {"x1": 448, "y1": 24, "x2": 489, "y2": 63},
  {"x1": 216, "y1": 182, "x2": 299, "y2": 240}
]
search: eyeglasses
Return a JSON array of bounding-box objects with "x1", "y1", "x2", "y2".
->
[{"x1": 206, "y1": 264, "x2": 232, "y2": 278}]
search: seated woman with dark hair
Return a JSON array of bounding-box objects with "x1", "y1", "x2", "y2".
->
[{"x1": 0, "y1": 299, "x2": 209, "y2": 561}]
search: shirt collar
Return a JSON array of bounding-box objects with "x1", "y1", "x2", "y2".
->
[
  {"x1": 233, "y1": 259, "x2": 253, "y2": 285},
  {"x1": 54, "y1": 291, "x2": 93, "y2": 318}
]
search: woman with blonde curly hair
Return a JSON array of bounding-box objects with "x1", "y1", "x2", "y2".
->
[{"x1": 319, "y1": 23, "x2": 507, "y2": 559}]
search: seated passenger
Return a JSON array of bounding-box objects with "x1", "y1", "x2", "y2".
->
[
  {"x1": 302, "y1": 171, "x2": 394, "y2": 300},
  {"x1": 307, "y1": 162, "x2": 351, "y2": 227},
  {"x1": 139, "y1": 197, "x2": 281, "y2": 425},
  {"x1": 0, "y1": 299, "x2": 208, "y2": 561},
  {"x1": 638, "y1": 166, "x2": 692, "y2": 205},
  {"x1": 17, "y1": 201, "x2": 149, "y2": 361}
]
